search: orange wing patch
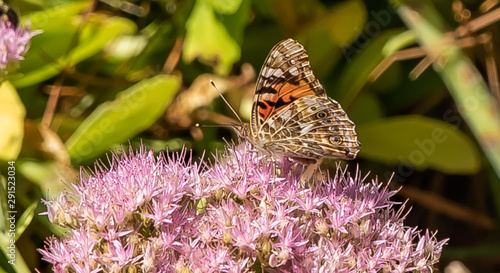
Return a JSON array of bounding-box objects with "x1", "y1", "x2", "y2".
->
[{"x1": 257, "y1": 80, "x2": 317, "y2": 120}]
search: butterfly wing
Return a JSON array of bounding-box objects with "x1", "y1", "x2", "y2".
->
[
  {"x1": 251, "y1": 38, "x2": 325, "y2": 136},
  {"x1": 263, "y1": 96, "x2": 361, "y2": 162},
  {"x1": 250, "y1": 38, "x2": 360, "y2": 163}
]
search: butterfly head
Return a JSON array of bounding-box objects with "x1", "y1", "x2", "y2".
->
[{"x1": 230, "y1": 122, "x2": 252, "y2": 141}]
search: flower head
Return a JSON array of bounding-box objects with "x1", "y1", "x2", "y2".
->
[
  {"x1": 0, "y1": 17, "x2": 41, "y2": 74},
  {"x1": 40, "y1": 142, "x2": 448, "y2": 272}
]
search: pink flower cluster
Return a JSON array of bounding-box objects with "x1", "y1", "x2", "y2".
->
[
  {"x1": 0, "y1": 21, "x2": 41, "y2": 71},
  {"x1": 40, "y1": 142, "x2": 447, "y2": 272}
]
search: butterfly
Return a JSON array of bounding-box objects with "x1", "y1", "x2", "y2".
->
[{"x1": 229, "y1": 38, "x2": 360, "y2": 182}]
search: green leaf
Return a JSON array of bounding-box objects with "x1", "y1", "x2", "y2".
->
[
  {"x1": 0, "y1": 82, "x2": 26, "y2": 161},
  {"x1": 15, "y1": 202, "x2": 37, "y2": 240},
  {"x1": 326, "y1": 0, "x2": 367, "y2": 45},
  {"x1": 296, "y1": 0, "x2": 367, "y2": 78},
  {"x1": 357, "y1": 115, "x2": 481, "y2": 174},
  {"x1": 382, "y1": 30, "x2": 416, "y2": 56},
  {"x1": 105, "y1": 34, "x2": 148, "y2": 61},
  {"x1": 17, "y1": 160, "x2": 70, "y2": 199},
  {"x1": 335, "y1": 29, "x2": 404, "y2": 107},
  {"x1": 65, "y1": 75, "x2": 181, "y2": 162},
  {"x1": 12, "y1": 3, "x2": 136, "y2": 88},
  {"x1": 0, "y1": 247, "x2": 16, "y2": 273},
  {"x1": 197, "y1": 198, "x2": 207, "y2": 214},
  {"x1": 183, "y1": 0, "x2": 249, "y2": 75},
  {"x1": 348, "y1": 92, "x2": 384, "y2": 125},
  {"x1": 212, "y1": 0, "x2": 243, "y2": 14}
]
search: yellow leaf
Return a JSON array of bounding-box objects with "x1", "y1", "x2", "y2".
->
[
  {"x1": 0, "y1": 81, "x2": 26, "y2": 161},
  {"x1": 183, "y1": 0, "x2": 241, "y2": 75}
]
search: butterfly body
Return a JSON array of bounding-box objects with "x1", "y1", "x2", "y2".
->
[{"x1": 231, "y1": 38, "x2": 360, "y2": 181}]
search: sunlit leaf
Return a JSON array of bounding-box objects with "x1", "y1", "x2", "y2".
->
[
  {"x1": 0, "y1": 81, "x2": 26, "y2": 161},
  {"x1": 15, "y1": 202, "x2": 38, "y2": 240},
  {"x1": 104, "y1": 34, "x2": 148, "y2": 61},
  {"x1": 212, "y1": 0, "x2": 243, "y2": 14},
  {"x1": 382, "y1": 30, "x2": 416, "y2": 55},
  {"x1": 65, "y1": 75, "x2": 181, "y2": 162},
  {"x1": 13, "y1": 3, "x2": 136, "y2": 88},
  {"x1": 357, "y1": 115, "x2": 481, "y2": 174},
  {"x1": 0, "y1": 245, "x2": 16, "y2": 273},
  {"x1": 18, "y1": 160, "x2": 72, "y2": 199},
  {"x1": 197, "y1": 198, "x2": 207, "y2": 214},
  {"x1": 183, "y1": 0, "x2": 249, "y2": 75}
]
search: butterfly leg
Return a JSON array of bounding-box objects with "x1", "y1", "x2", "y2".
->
[
  {"x1": 300, "y1": 159, "x2": 324, "y2": 186},
  {"x1": 272, "y1": 156, "x2": 286, "y2": 183}
]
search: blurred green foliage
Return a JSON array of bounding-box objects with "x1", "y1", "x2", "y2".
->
[{"x1": 1, "y1": 0, "x2": 500, "y2": 272}]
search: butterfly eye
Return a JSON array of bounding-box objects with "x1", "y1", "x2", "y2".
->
[
  {"x1": 316, "y1": 111, "x2": 327, "y2": 119},
  {"x1": 330, "y1": 126, "x2": 339, "y2": 132},
  {"x1": 330, "y1": 136, "x2": 343, "y2": 145}
]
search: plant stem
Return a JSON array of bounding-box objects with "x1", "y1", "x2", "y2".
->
[{"x1": 392, "y1": 0, "x2": 500, "y2": 181}]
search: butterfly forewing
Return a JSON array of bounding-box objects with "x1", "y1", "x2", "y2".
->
[{"x1": 252, "y1": 39, "x2": 325, "y2": 135}]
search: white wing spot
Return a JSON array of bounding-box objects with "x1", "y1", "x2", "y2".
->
[
  {"x1": 279, "y1": 110, "x2": 293, "y2": 120},
  {"x1": 289, "y1": 66, "x2": 299, "y2": 76},
  {"x1": 273, "y1": 68, "x2": 284, "y2": 78},
  {"x1": 300, "y1": 123, "x2": 314, "y2": 135},
  {"x1": 263, "y1": 68, "x2": 281, "y2": 78},
  {"x1": 302, "y1": 97, "x2": 318, "y2": 106}
]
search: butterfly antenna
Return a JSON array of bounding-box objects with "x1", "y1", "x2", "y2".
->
[
  {"x1": 195, "y1": 123, "x2": 231, "y2": 128},
  {"x1": 210, "y1": 80, "x2": 243, "y2": 123}
]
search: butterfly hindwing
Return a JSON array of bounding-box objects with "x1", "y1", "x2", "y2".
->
[{"x1": 261, "y1": 96, "x2": 360, "y2": 161}]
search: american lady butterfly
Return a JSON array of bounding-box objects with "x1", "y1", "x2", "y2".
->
[{"x1": 231, "y1": 38, "x2": 360, "y2": 181}]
